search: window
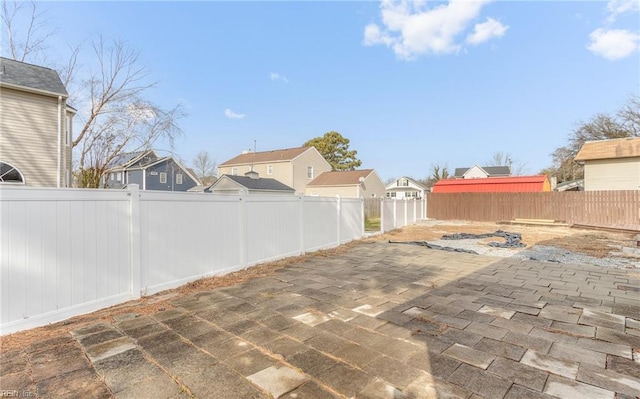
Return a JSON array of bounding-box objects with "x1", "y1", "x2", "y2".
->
[
  {"x1": 110, "y1": 173, "x2": 115, "y2": 181},
  {"x1": 176, "y1": 173, "x2": 183, "y2": 184},
  {"x1": 307, "y1": 166, "x2": 314, "y2": 179},
  {"x1": 0, "y1": 162, "x2": 25, "y2": 183},
  {"x1": 232, "y1": 168, "x2": 238, "y2": 175},
  {"x1": 116, "y1": 172, "x2": 122, "y2": 182},
  {"x1": 160, "y1": 172, "x2": 167, "y2": 184},
  {"x1": 386, "y1": 192, "x2": 396, "y2": 198},
  {"x1": 398, "y1": 178, "x2": 409, "y2": 187},
  {"x1": 406, "y1": 191, "x2": 417, "y2": 199},
  {"x1": 267, "y1": 165, "x2": 273, "y2": 175}
]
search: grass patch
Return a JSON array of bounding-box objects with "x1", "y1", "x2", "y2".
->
[{"x1": 365, "y1": 217, "x2": 381, "y2": 231}]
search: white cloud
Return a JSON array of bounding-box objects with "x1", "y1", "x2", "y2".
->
[
  {"x1": 605, "y1": 0, "x2": 640, "y2": 23},
  {"x1": 363, "y1": 0, "x2": 505, "y2": 59},
  {"x1": 224, "y1": 108, "x2": 246, "y2": 119},
  {"x1": 466, "y1": 17, "x2": 508, "y2": 45},
  {"x1": 587, "y1": 28, "x2": 640, "y2": 60},
  {"x1": 270, "y1": 72, "x2": 289, "y2": 83}
]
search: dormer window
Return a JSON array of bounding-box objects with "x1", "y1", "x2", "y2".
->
[{"x1": 398, "y1": 178, "x2": 409, "y2": 187}]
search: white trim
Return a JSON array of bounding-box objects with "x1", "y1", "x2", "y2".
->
[{"x1": 57, "y1": 96, "x2": 62, "y2": 188}]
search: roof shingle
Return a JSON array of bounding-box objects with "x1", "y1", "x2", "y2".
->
[
  {"x1": 574, "y1": 137, "x2": 640, "y2": 161},
  {"x1": 219, "y1": 147, "x2": 311, "y2": 166},
  {"x1": 307, "y1": 170, "x2": 373, "y2": 186},
  {"x1": 0, "y1": 57, "x2": 67, "y2": 96}
]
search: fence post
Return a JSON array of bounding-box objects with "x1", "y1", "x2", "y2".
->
[
  {"x1": 413, "y1": 199, "x2": 417, "y2": 223},
  {"x1": 239, "y1": 195, "x2": 247, "y2": 268},
  {"x1": 128, "y1": 184, "x2": 141, "y2": 299},
  {"x1": 380, "y1": 198, "x2": 385, "y2": 233},
  {"x1": 299, "y1": 196, "x2": 305, "y2": 255},
  {"x1": 393, "y1": 199, "x2": 397, "y2": 229},
  {"x1": 404, "y1": 199, "x2": 408, "y2": 227},
  {"x1": 336, "y1": 195, "x2": 342, "y2": 245},
  {"x1": 360, "y1": 198, "x2": 365, "y2": 237}
]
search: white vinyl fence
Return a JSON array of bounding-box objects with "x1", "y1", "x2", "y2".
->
[
  {"x1": 380, "y1": 198, "x2": 426, "y2": 232},
  {"x1": 1, "y1": 185, "x2": 364, "y2": 335}
]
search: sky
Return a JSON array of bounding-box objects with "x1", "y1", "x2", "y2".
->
[{"x1": 8, "y1": 1, "x2": 640, "y2": 181}]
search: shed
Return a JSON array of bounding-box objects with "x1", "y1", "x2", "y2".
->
[
  {"x1": 574, "y1": 137, "x2": 640, "y2": 191},
  {"x1": 432, "y1": 176, "x2": 551, "y2": 193}
]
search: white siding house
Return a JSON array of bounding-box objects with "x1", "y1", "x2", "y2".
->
[{"x1": 385, "y1": 177, "x2": 428, "y2": 199}]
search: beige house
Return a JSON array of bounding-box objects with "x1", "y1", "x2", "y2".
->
[
  {"x1": 305, "y1": 169, "x2": 386, "y2": 198},
  {"x1": 0, "y1": 57, "x2": 75, "y2": 187},
  {"x1": 574, "y1": 137, "x2": 640, "y2": 191},
  {"x1": 218, "y1": 146, "x2": 331, "y2": 194}
]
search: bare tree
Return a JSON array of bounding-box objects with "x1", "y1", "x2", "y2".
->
[
  {"x1": 542, "y1": 95, "x2": 639, "y2": 182},
  {"x1": 424, "y1": 162, "x2": 449, "y2": 187},
  {"x1": 3, "y1": 4, "x2": 186, "y2": 188},
  {"x1": 487, "y1": 151, "x2": 527, "y2": 175},
  {"x1": 72, "y1": 37, "x2": 185, "y2": 188},
  {"x1": 192, "y1": 151, "x2": 216, "y2": 182},
  {"x1": 1, "y1": 0, "x2": 55, "y2": 62}
]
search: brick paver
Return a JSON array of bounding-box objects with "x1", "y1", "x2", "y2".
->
[{"x1": 1, "y1": 241, "x2": 639, "y2": 398}]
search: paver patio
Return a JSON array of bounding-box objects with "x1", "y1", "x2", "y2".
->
[{"x1": 1, "y1": 241, "x2": 639, "y2": 398}]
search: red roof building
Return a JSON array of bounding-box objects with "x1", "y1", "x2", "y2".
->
[{"x1": 432, "y1": 175, "x2": 551, "y2": 193}]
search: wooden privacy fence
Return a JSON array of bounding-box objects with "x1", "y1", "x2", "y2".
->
[{"x1": 426, "y1": 191, "x2": 640, "y2": 230}]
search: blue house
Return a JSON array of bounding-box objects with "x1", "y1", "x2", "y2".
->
[{"x1": 103, "y1": 150, "x2": 201, "y2": 191}]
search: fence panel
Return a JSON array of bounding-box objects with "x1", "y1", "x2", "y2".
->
[
  {"x1": 303, "y1": 197, "x2": 339, "y2": 252},
  {"x1": 426, "y1": 191, "x2": 640, "y2": 230},
  {"x1": 340, "y1": 198, "x2": 364, "y2": 243},
  {"x1": 1, "y1": 188, "x2": 131, "y2": 332}
]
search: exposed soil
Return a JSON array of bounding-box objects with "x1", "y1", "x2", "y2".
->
[{"x1": 369, "y1": 221, "x2": 636, "y2": 259}]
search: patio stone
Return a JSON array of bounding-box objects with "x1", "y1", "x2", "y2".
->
[
  {"x1": 247, "y1": 365, "x2": 307, "y2": 398},
  {"x1": 442, "y1": 343, "x2": 496, "y2": 369},
  {"x1": 543, "y1": 375, "x2": 614, "y2": 399},
  {"x1": 520, "y1": 349, "x2": 579, "y2": 379}
]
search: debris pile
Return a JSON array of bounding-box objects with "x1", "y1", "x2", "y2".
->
[{"x1": 441, "y1": 230, "x2": 525, "y2": 248}]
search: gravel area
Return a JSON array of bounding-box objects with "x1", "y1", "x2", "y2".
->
[{"x1": 423, "y1": 240, "x2": 639, "y2": 269}]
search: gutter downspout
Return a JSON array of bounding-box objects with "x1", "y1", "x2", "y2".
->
[{"x1": 57, "y1": 96, "x2": 62, "y2": 188}]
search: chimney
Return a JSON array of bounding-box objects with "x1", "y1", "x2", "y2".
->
[{"x1": 245, "y1": 170, "x2": 259, "y2": 180}]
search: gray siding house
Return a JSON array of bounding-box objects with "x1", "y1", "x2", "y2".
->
[{"x1": 104, "y1": 150, "x2": 201, "y2": 191}]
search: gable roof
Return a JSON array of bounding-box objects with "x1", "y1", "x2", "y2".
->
[
  {"x1": 106, "y1": 150, "x2": 155, "y2": 169},
  {"x1": 454, "y1": 166, "x2": 511, "y2": 178},
  {"x1": 0, "y1": 57, "x2": 67, "y2": 96},
  {"x1": 307, "y1": 170, "x2": 374, "y2": 187},
  {"x1": 219, "y1": 147, "x2": 312, "y2": 166},
  {"x1": 385, "y1": 176, "x2": 427, "y2": 190},
  {"x1": 574, "y1": 137, "x2": 640, "y2": 161},
  {"x1": 219, "y1": 175, "x2": 295, "y2": 192}
]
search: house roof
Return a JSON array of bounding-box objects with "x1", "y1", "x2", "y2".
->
[
  {"x1": 219, "y1": 147, "x2": 312, "y2": 166},
  {"x1": 574, "y1": 137, "x2": 640, "y2": 161},
  {"x1": 220, "y1": 175, "x2": 295, "y2": 192},
  {"x1": 0, "y1": 57, "x2": 68, "y2": 96},
  {"x1": 307, "y1": 170, "x2": 374, "y2": 187},
  {"x1": 106, "y1": 151, "x2": 154, "y2": 169},
  {"x1": 454, "y1": 166, "x2": 511, "y2": 178},
  {"x1": 433, "y1": 175, "x2": 549, "y2": 193},
  {"x1": 385, "y1": 176, "x2": 427, "y2": 190}
]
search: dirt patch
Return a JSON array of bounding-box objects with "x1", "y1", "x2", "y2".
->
[{"x1": 368, "y1": 221, "x2": 636, "y2": 257}]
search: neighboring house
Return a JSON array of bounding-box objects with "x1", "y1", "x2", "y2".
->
[
  {"x1": 103, "y1": 150, "x2": 200, "y2": 191},
  {"x1": 218, "y1": 146, "x2": 331, "y2": 194},
  {"x1": 454, "y1": 165, "x2": 511, "y2": 179},
  {"x1": 209, "y1": 171, "x2": 295, "y2": 195},
  {"x1": 385, "y1": 176, "x2": 428, "y2": 199},
  {"x1": 432, "y1": 175, "x2": 551, "y2": 193},
  {"x1": 0, "y1": 57, "x2": 75, "y2": 187},
  {"x1": 555, "y1": 179, "x2": 584, "y2": 192},
  {"x1": 574, "y1": 137, "x2": 640, "y2": 191},
  {"x1": 305, "y1": 169, "x2": 386, "y2": 198}
]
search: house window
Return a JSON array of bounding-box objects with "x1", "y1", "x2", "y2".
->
[
  {"x1": 406, "y1": 191, "x2": 417, "y2": 198},
  {"x1": 232, "y1": 168, "x2": 238, "y2": 175},
  {"x1": 116, "y1": 172, "x2": 122, "y2": 182},
  {"x1": 160, "y1": 172, "x2": 167, "y2": 184},
  {"x1": 398, "y1": 178, "x2": 409, "y2": 187},
  {"x1": 387, "y1": 192, "x2": 396, "y2": 198},
  {"x1": 267, "y1": 165, "x2": 273, "y2": 175},
  {"x1": 0, "y1": 162, "x2": 25, "y2": 183},
  {"x1": 176, "y1": 173, "x2": 183, "y2": 184},
  {"x1": 110, "y1": 173, "x2": 115, "y2": 181},
  {"x1": 307, "y1": 166, "x2": 314, "y2": 179}
]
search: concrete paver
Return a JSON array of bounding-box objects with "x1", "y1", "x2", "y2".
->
[{"x1": 2, "y1": 241, "x2": 640, "y2": 398}]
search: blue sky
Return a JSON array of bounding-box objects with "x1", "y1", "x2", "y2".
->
[{"x1": 23, "y1": 1, "x2": 640, "y2": 180}]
